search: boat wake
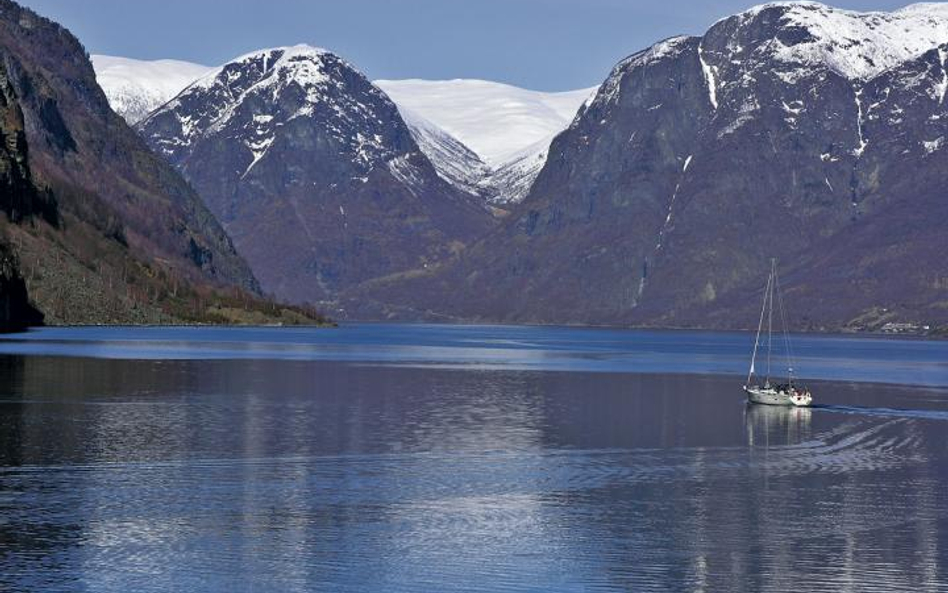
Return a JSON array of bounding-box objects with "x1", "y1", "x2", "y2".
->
[{"x1": 810, "y1": 403, "x2": 948, "y2": 421}]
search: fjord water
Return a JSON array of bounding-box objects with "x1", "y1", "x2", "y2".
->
[{"x1": 0, "y1": 325, "x2": 946, "y2": 592}]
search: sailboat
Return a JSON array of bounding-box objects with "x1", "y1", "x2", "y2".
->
[{"x1": 743, "y1": 259, "x2": 812, "y2": 407}]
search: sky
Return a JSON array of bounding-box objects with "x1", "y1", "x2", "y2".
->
[{"x1": 19, "y1": 0, "x2": 920, "y2": 91}]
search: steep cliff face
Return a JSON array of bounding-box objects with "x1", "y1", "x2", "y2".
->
[
  {"x1": 0, "y1": 58, "x2": 55, "y2": 227},
  {"x1": 352, "y1": 36, "x2": 718, "y2": 322},
  {"x1": 609, "y1": 3, "x2": 948, "y2": 328},
  {"x1": 139, "y1": 45, "x2": 493, "y2": 305},
  {"x1": 0, "y1": 52, "x2": 49, "y2": 330},
  {"x1": 356, "y1": 3, "x2": 948, "y2": 330},
  {"x1": 514, "y1": 36, "x2": 713, "y2": 321},
  {"x1": 615, "y1": 3, "x2": 948, "y2": 328},
  {"x1": 0, "y1": 0, "x2": 314, "y2": 326},
  {"x1": 0, "y1": 0, "x2": 256, "y2": 291}
]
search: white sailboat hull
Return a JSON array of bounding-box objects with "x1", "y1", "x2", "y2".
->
[{"x1": 744, "y1": 385, "x2": 812, "y2": 407}]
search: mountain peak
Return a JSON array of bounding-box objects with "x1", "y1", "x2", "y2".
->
[
  {"x1": 145, "y1": 43, "x2": 396, "y2": 166},
  {"x1": 242, "y1": 43, "x2": 331, "y2": 58},
  {"x1": 736, "y1": 1, "x2": 948, "y2": 20},
  {"x1": 221, "y1": 44, "x2": 335, "y2": 73},
  {"x1": 189, "y1": 44, "x2": 340, "y2": 95}
]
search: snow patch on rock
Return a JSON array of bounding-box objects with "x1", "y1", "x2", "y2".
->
[
  {"x1": 698, "y1": 44, "x2": 720, "y2": 109},
  {"x1": 935, "y1": 47, "x2": 948, "y2": 104},
  {"x1": 732, "y1": 2, "x2": 948, "y2": 81},
  {"x1": 923, "y1": 136, "x2": 944, "y2": 153},
  {"x1": 387, "y1": 154, "x2": 424, "y2": 193}
]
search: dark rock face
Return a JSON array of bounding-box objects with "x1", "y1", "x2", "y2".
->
[
  {"x1": 0, "y1": 0, "x2": 256, "y2": 291},
  {"x1": 0, "y1": 241, "x2": 41, "y2": 331},
  {"x1": 359, "y1": 4, "x2": 948, "y2": 330},
  {"x1": 0, "y1": 59, "x2": 56, "y2": 226},
  {"x1": 139, "y1": 46, "x2": 494, "y2": 305}
]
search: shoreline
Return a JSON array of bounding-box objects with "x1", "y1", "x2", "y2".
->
[
  {"x1": 13, "y1": 318, "x2": 945, "y2": 340},
  {"x1": 0, "y1": 324, "x2": 945, "y2": 390}
]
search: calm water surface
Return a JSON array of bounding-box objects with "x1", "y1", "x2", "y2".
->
[{"x1": 0, "y1": 324, "x2": 946, "y2": 592}]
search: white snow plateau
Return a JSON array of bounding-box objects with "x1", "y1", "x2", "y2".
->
[{"x1": 91, "y1": 55, "x2": 213, "y2": 124}]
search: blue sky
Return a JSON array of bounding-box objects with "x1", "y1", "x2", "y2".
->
[{"x1": 21, "y1": 0, "x2": 916, "y2": 90}]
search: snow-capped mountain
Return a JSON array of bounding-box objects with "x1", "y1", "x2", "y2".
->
[
  {"x1": 92, "y1": 54, "x2": 595, "y2": 206},
  {"x1": 377, "y1": 79, "x2": 596, "y2": 204},
  {"x1": 358, "y1": 2, "x2": 948, "y2": 330},
  {"x1": 138, "y1": 45, "x2": 492, "y2": 305},
  {"x1": 91, "y1": 55, "x2": 212, "y2": 124},
  {"x1": 712, "y1": 1, "x2": 948, "y2": 82},
  {"x1": 94, "y1": 2, "x2": 948, "y2": 328}
]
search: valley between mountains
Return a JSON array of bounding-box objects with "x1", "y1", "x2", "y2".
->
[{"x1": 2, "y1": 0, "x2": 947, "y2": 333}]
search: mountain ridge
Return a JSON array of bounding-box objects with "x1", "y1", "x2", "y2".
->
[
  {"x1": 86, "y1": 1, "x2": 948, "y2": 332},
  {"x1": 91, "y1": 56, "x2": 597, "y2": 207},
  {"x1": 348, "y1": 1, "x2": 948, "y2": 332}
]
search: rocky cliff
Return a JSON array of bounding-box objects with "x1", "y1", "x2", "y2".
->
[
  {"x1": 0, "y1": 0, "x2": 317, "y2": 326},
  {"x1": 355, "y1": 3, "x2": 948, "y2": 331}
]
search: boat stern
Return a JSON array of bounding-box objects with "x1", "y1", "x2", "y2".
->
[{"x1": 790, "y1": 390, "x2": 813, "y2": 407}]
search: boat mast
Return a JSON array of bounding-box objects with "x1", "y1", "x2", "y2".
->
[
  {"x1": 767, "y1": 258, "x2": 775, "y2": 383},
  {"x1": 746, "y1": 265, "x2": 773, "y2": 387}
]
